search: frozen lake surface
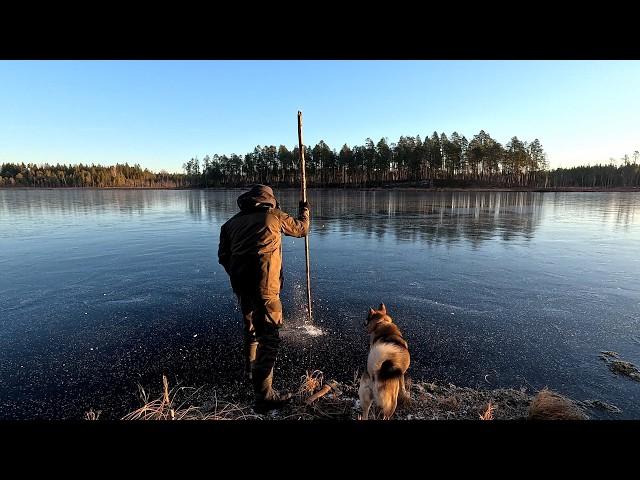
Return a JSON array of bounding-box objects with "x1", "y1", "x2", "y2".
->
[{"x1": 0, "y1": 188, "x2": 639, "y2": 419}]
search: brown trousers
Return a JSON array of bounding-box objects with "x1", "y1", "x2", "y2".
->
[{"x1": 238, "y1": 294, "x2": 283, "y2": 400}]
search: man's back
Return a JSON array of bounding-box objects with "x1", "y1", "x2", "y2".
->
[
  {"x1": 222, "y1": 207, "x2": 306, "y2": 258},
  {"x1": 218, "y1": 185, "x2": 309, "y2": 298}
]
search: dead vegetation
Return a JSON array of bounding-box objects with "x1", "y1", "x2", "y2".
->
[
  {"x1": 84, "y1": 408, "x2": 101, "y2": 420},
  {"x1": 527, "y1": 388, "x2": 588, "y2": 420},
  {"x1": 607, "y1": 361, "x2": 640, "y2": 381},
  {"x1": 403, "y1": 381, "x2": 533, "y2": 420},
  {"x1": 120, "y1": 371, "x2": 592, "y2": 421},
  {"x1": 479, "y1": 401, "x2": 495, "y2": 420},
  {"x1": 599, "y1": 351, "x2": 640, "y2": 382},
  {"x1": 297, "y1": 370, "x2": 324, "y2": 399},
  {"x1": 121, "y1": 374, "x2": 260, "y2": 420},
  {"x1": 577, "y1": 399, "x2": 622, "y2": 414},
  {"x1": 114, "y1": 364, "x2": 639, "y2": 420}
]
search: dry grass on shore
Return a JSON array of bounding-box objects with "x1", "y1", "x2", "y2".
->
[{"x1": 114, "y1": 370, "x2": 601, "y2": 421}]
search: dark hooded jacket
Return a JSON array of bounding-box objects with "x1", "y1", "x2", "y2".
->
[{"x1": 218, "y1": 185, "x2": 310, "y2": 298}]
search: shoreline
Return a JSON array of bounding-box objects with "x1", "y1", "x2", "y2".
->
[{"x1": 113, "y1": 373, "x2": 614, "y2": 421}]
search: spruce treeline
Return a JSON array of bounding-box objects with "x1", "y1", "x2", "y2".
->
[{"x1": 2, "y1": 132, "x2": 639, "y2": 189}]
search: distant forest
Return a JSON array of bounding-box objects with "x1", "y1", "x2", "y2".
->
[{"x1": 2, "y1": 131, "x2": 640, "y2": 189}]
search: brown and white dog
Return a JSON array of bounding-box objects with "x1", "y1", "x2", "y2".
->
[{"x1": 359, "y1": 303, "x2": 411, "y2": 420}]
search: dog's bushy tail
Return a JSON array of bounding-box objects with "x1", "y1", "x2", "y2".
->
[
  {"x1": 378, "y1": 360, "x2": 403, "y2": 381},
  {"x1": 376, "y1": 377, "x2": 400, "y2": 418}
]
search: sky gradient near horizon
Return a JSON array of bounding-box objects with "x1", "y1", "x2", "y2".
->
[{"x1": 1, "y1": 60, "x2": 639, "y2": 173}]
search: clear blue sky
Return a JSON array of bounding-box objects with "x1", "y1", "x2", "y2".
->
[{"x1": 1, "y1": 60, "x2": 638, "y2": 172}]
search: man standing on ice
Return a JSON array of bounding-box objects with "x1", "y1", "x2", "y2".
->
[{"x1": 218, "y1": 184, "x2": 310, "y2": 413}]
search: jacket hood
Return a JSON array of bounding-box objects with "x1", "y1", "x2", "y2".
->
[{"x1": 237, "y1": 184, "x2": 278, "y2": 211}]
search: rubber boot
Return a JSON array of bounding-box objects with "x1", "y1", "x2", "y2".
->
[{"x1": 253, "y1": 368, "x2": 292, "y2": 414}]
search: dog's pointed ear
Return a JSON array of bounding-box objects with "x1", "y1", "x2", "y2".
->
[
  {"x1": 379, "y1": 303, "x2": 386, "y2": 313},
  {"x1": 368, "y1": 307, "x2": 376, "y2": 317}
]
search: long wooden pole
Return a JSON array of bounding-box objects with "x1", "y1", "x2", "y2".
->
[{"x1": 298, "y1": 111, "x2": 312, "y2": 322}]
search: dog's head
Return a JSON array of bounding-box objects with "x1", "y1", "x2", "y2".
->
[{"x1": 365, "y1": 303, "x2": 393, "y2": 331}]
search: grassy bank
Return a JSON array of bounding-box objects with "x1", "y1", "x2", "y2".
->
[{"x1": 99, "y1": 370, "x2": 627, "y2": 421}]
